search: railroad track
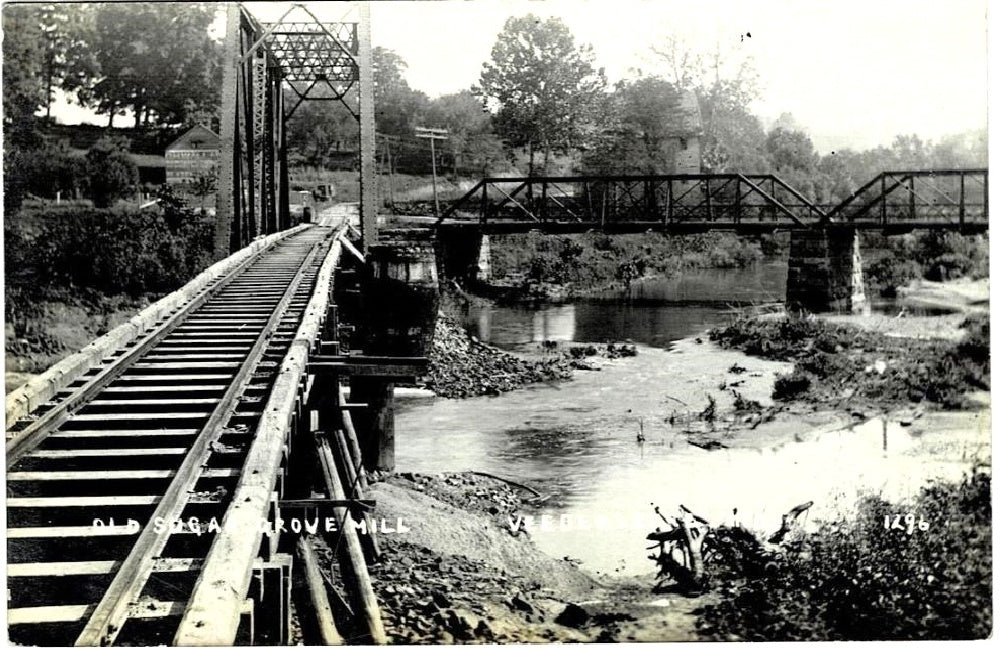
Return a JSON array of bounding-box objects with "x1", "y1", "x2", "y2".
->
[{"x1": 7, "y1": 223, "x2": 341, "y2": 646}]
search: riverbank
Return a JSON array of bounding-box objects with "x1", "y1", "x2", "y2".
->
[
  {"x1": 389, "y1": 309, "x2": 991, "y2": 641},
  {"x1": 484, "y1": 231, "x2": 764, "y2": 304},
  {"x1": 315, "y1": 462, "x2": 990, "y2": 643},
  {"x1": 709, "y1": 311, "x2": 989, "y2": 412},
  {"x1": 332, "y1": 471, "x2": 708, "y2": 643},
  {"x1": 422, "y1": 313, "x2": 637, "y2": 398}
]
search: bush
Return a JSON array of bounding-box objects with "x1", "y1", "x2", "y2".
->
[
  {"x1": 697, "y1": 473, "x2": 992, "y2": 640},
  {"x1": 772, "y1": 371, "x2": 810, "y2": 400},
  {"x1": 4, "y1": 147, "x2": 27, "y2": 214},
  {"x1": 87, "y1": 137, "x2": 138, "y2": 208},
  {"x1": 20, "y1": 200, "x2": 214, "y2": 296}
]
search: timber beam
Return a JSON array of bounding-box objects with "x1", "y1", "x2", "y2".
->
[{"x1": 308, "y1": 354, "x2": 428, "y2": 381}]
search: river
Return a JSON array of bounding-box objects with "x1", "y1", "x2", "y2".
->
[{"x1": 393, "y1": 261, "x2": 990, "y2": 578}]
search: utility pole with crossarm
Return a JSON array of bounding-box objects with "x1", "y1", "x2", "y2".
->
[{"x1": 414, "y1": 126, "x2": 449, "y2": 217}]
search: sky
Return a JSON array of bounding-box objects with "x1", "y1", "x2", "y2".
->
[{"x1": 47, "y1": 0, "x2": 989, "y2": 153}]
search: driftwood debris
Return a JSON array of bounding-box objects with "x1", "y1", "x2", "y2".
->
[
  {"x1": 647, "y1": 501, "x2": 816, "y2": 593},
  {"x1": 647, "y1": 505, "x2": 711, "y2": 592},
  {"x1": 768, "y1": 501, "x2": 814, "y2": 544}
]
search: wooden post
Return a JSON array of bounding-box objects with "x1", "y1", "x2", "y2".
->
[
  {"x1": 430, "y1": 136, "x2": 439, "y2": 216},
  {"x1": 349, "y1": 377, "x2": 395, "y2": 473},
  {"x1": 296, "y1": 537, "x2": 344, "y2": 645},
  {"x1": 336, "y1": 382, "x2": 369, "y2": 491},
  {"x1": 315, "y1": 434, "x2": 386, "y2": 644},
  {"x1": 416, "y1": 127, "x2": 449, "y2": 218},
  {"x1": 332, "y1": 427, "x2": 380, "y2": 562}
]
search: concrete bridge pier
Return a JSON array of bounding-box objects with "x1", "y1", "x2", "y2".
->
[
  {"x1": 353, "y1": 242, "x2": 440, "y2": 472},
  {"x1": 786, "y1": 227, "x2": 867, "y2": 313},
  {"x1": 435, "y1": 228, "x2": 492, "y2": 286}
]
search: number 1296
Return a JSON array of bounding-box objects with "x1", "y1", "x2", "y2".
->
[{"x1": 884, "y1": 513, "x2": 929, "y2": 534}]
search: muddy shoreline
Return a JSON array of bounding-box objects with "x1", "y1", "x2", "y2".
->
[
  {"x1": 375, "y1": 304, "x2": 989, "y2": 642},
  {"x1": 307, "y1": 471, "x2": 707, "y2": 643}
]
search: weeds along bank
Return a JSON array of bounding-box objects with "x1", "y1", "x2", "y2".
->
[
  {"x1": 709, "y1": 313, "x2": 989, "y2": 411},
  {"x1": 691, "y1": 472, "x2": 991, "y2": 640},
  {"x1": 486, "y1": 230, "x2": 763, "y2": 300},
  {"x1": 861, "y1": 230, "x2": 989, "y2": 297},
  {"x1": 482, "y1": 229, "x2": 988, "y2": 303},
  {"x1": 5, "y1": 192, "x2": 214, "y2": 377}
]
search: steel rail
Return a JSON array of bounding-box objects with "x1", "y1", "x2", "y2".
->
[
  {"x1": 175, "y1": 225, "x2": 347, "y2": 645},
  {"x1": 5, "y1": 234, "x2": 289, "y2": 469},
  {"x1": 73, "y1": 235, "x2": 331, "y2": 646}
]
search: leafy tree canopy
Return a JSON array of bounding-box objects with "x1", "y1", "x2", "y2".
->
[
  {"x1": 475, "y1": 14, "x2": 606, "y2": 175},
  {"x1": 88, "y1": 3, "x2": 222, "y2": 128}
]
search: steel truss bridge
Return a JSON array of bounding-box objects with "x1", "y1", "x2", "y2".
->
[
  {"x1": 434, "y1": 168, "x2": 988, "y2": 234},
  {"x1": 213, "y1": 2, "x2": 378, "y2": 258}
]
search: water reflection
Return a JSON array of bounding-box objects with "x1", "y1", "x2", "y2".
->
[{"x1": 465, "y1": 263, "x2": 787, "y2": 350}]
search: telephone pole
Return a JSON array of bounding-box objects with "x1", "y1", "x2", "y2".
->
[{"x1": 415, "y1": 127, "x2": 449, "y2": 217}]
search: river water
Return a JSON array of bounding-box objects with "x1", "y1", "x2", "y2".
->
[{"x1": 394, "y1": 262, "x2": 990, "y2": 577}]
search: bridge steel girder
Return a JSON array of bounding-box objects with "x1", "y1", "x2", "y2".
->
[
  {"x1": 825, "y1": 168, "x2": 988, "y2": 230},
  {"x1": 435, "y1": 174, "x2": 823, "y2": 230},
  {"x1": 215, "y1": 3, "x2": 286, "y2": 257},
  {"x1": 434, "y1": 169, "x2": 988, "y2": 233},
  {"x1": 215, "y1": 3, "x2": 377, "y2": 257}
]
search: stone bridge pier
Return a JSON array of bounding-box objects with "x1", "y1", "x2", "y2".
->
[
  {"x1": 786, "y1": 227, "x2": 867, "y2": 312},
  {"x1": 435, "y1": 228, "x2": 492, "y2": 286}
]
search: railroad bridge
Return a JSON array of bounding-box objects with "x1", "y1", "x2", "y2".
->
[{"x1": 4, "y1": 2, "x2": 989, "y2": 646}]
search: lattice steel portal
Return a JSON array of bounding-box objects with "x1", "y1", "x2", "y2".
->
[{"x1": 214, "y1": 2, "x2": 376, "y2": 257}]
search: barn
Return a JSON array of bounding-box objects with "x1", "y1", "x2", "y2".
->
[{"x1": 165, "y1": 124, "x2": 220, "y2": 185}]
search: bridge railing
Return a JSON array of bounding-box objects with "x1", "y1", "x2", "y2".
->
[
  {"x1": 435, "y1": 174, "x2": 827, "y2": 229},
  {"x1": 826, "y1": 169, "x2": 988, "y2": 228}
]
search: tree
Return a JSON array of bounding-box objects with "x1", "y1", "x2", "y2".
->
[
  {"x1": 373, "y1": 47, "x2": 430, "y2": 136},
  {"x1": 584, "y1": 77, "x2": 690, "y2": 174},
  {"x1": 652, "y1": 30, "x2": 766, "y2": 172},
  {"x1": 475, "y1": 14, "x2": 606, "y2": 176},
  {"x1": 87, "y1": 137, "x2": 138, "y2": 207},
  {"x1": 425, "y1": 90, "x2": 505, "y2": 175},
  {"x1": 37, "y1": 3, "x2": 99, "y2": 120},
  {"x1": 88, "y1": 3, "x2": 221, "y2": 127},
  {"x1": 2, "y1": 5, "x2": 47, "y2": 139},
  {"x1": 765, "y1": 127, "x2": 820, "y2": 200}
]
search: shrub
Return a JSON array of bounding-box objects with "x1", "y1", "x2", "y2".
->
[
  {"x1": 697, "y1": 473, "x2": 992, "y2": 640},
  {"x1": 4, "y1": 147, "x2": 27, "y2": 214},
  {"x1": 87, "y1": 137, "x2": 138, "y2": 208},
  {"x1": 772, "y1": 371, "x2": 810, "y2": 400},
  {"x1": 23, "y1": 200, "x2": 213, "y2": 296}
]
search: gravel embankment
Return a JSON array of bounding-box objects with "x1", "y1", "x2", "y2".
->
[{"x1": 422, "y1": 314, "x2": 638, "y2": 399}]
